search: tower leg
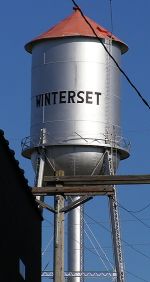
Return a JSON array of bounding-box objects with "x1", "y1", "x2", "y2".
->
[
  {"x1": 109, "y1": 191, "x2": 125, "y2": 282},
  {"x1": 104, "y1": 149, "x2": 125, "y2": 282}
]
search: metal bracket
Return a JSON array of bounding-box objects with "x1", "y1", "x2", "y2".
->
[
  {"x1": 35, "y1": 199, "x2": 55, "y2": 213},
  {"x1": 35, "y1": 196, "x2": 93, "y2": 214},
  {"x1": 60, "y1": 195, "x2": 93, "y2": 213}
]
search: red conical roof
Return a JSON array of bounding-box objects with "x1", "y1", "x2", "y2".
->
[{"x1": 25, "y1": 8, "x2": 128, "y2": 54}]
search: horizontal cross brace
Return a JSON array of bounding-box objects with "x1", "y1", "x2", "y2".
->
[
  {"x1": 32, "y1": 185, "x2": 114, "y2": 196},
  {"x1": 43, "y1": 174, "x2": 150, "y2": 185},
  {"x1": 32, "y1": 174, "x2": 150, "y2": 196},
  {"x1": 41, "y1": 271, "x2": 117, "y2": 278}
]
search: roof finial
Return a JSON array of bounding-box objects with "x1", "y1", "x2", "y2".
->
[{"x1": 73, "y1": 6, "x2": 80, "y2": 11}]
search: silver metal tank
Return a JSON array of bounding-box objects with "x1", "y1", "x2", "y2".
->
[{"x1": 22, "y1": 12, "x2": 129, "y2": 176}]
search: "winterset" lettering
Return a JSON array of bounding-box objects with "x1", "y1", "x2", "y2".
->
[{"x1": 35, "y1": 90, "x2": 102, "y2": 107}]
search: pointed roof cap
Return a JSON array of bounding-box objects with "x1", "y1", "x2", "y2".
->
[{"x1": 25, "y1": 8, "x2": 128, "y2": 54}]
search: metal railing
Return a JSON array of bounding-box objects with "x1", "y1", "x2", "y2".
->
[{"x1": 21, "y1": 133, "x2": 130, "y2": 153}]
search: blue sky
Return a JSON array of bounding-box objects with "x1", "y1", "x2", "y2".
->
[{"x1": 1, "y1": 0, "x2": 150, "y2": 281}]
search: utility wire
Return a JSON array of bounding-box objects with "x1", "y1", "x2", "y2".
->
[
  {"x1": 84, "y1": 216, "x2": 114, "y2": 269},
  {"x1": 71, "y1": 0, "x2": 150, "y2": 110},
  {"x1": 44, "y1": 216, "x2": 150, "y2": 225},
  {"x1": 80, "y1": 217, "x2": 150, "y2": 224},
  {"x1": 68, "y1": 196, "x2": 113, "y2": 270},
  {"x1": 44, "y1": 209, "x2": 150, "y2": 259},
  {"x1": 125, "y1": 269, "x2": 149, "y2": 282},
  {"x1": 43, "y1": 214, "x2": 149, "y2": 281},
  {"x1": 88, "y1": 242, "x2": 150, "y2": 248},
  {"x1": 86, "y1": 210, "x2": 150, "y2": 261},
  {"x1": 84, "y1": 212, "x2": 150, "y2": 261},
  {"x1": 42, "y1": 262, "x2": 49, "y2": 272},
  {"x1": 84, "y1": 229, "x2": 111, "y2": 272},
  {"x1": 124, "y1": 202, "x2": 150, "y2": 214},
  {"x1": 43, "y1": 214, "x2": 150, "y2": 282},
  {"x1": 44, "y1": 204, "x2": 150, "y2": 258},
  {"x1": 44, "y1": 215, "x2": 111, "y2": 261},
  {"x1": 118, "y1": 202, "x2": 150, "y2": 229}
]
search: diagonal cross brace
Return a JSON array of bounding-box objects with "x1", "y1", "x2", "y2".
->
[
  {"x1": 35, "y1": 199, "x2": 55, "y2": 213},
  {"x1": 60, "y1": 195, "x2": 93, "y2": 213}
]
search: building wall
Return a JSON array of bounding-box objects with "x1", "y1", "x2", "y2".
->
[{"x1": 0, "y1": 131, "x2": 42, "y2": 282}]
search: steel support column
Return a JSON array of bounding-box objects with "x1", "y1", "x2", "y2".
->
[
  {"x1": 68, "y1": 196, "x2": 84, "y2": 282},
  {"x1": 109, "y1": 191, "x2": 124, "y2": 282},
  {"x1": 105, "y1": 149, "x2": 125, "y2": 282}
]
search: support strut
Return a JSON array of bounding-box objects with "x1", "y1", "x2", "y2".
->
[{"x1": 105, "y1": 149, "x2": 125, "y2": 282}]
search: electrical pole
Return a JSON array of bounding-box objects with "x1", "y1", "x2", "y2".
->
[{"x1": 53, "y1": 194, "x2": 64, "y2": 282}]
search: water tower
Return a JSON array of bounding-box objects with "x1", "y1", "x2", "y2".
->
[{"x1": 22, "y1": 7, "x2": 129, "y2": 281}]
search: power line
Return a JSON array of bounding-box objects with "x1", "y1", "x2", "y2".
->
[
  {"x1": 71, "y1": 0, "x2": 150, "y2": 110},
  {"x1": 84, "y1": 229, "x2": 112, "y2": 272},
  {"x1": 84, "y1": 214, "x2": 114, "y2": 270},
  {"x1": 118, "y1": 202, "x2": 150, "y2": 229},
  {"x1": 43, "y1": 211, "x2": 149, "y2": 281},
  {"x1": 84, "y1": 212, "x2": 150, "y2": 261},
  {"x1": 43, "y1": 217, "x2": 149, "y2": 281},
  {"x1": 44, "y1": 215, "x2": 110, "y2": 261},
  {"x1": 124, "y1": 202, "x2": 150, "y2": 214},
  {"x1": 45, "y1": 209, "x2": 150, "y2": 260},
  {"x1": 125, "y1": 269, "x2": 149, "y2": 282},
  {"x1": 68, "y1": 196, "x2": 113, "y2": 270},
  {"x1": 81, "y1": 217, "x2": 150, "y2": 223},
  {"x1": 42, "y1": 262, "x2": 49, "y2": 272},
  {"x1": 87, "y1": 242, "x2": 150, "y2": 248},
  {"x1": 44, "y1": 210, "x2": 150, "y2": 281}
]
